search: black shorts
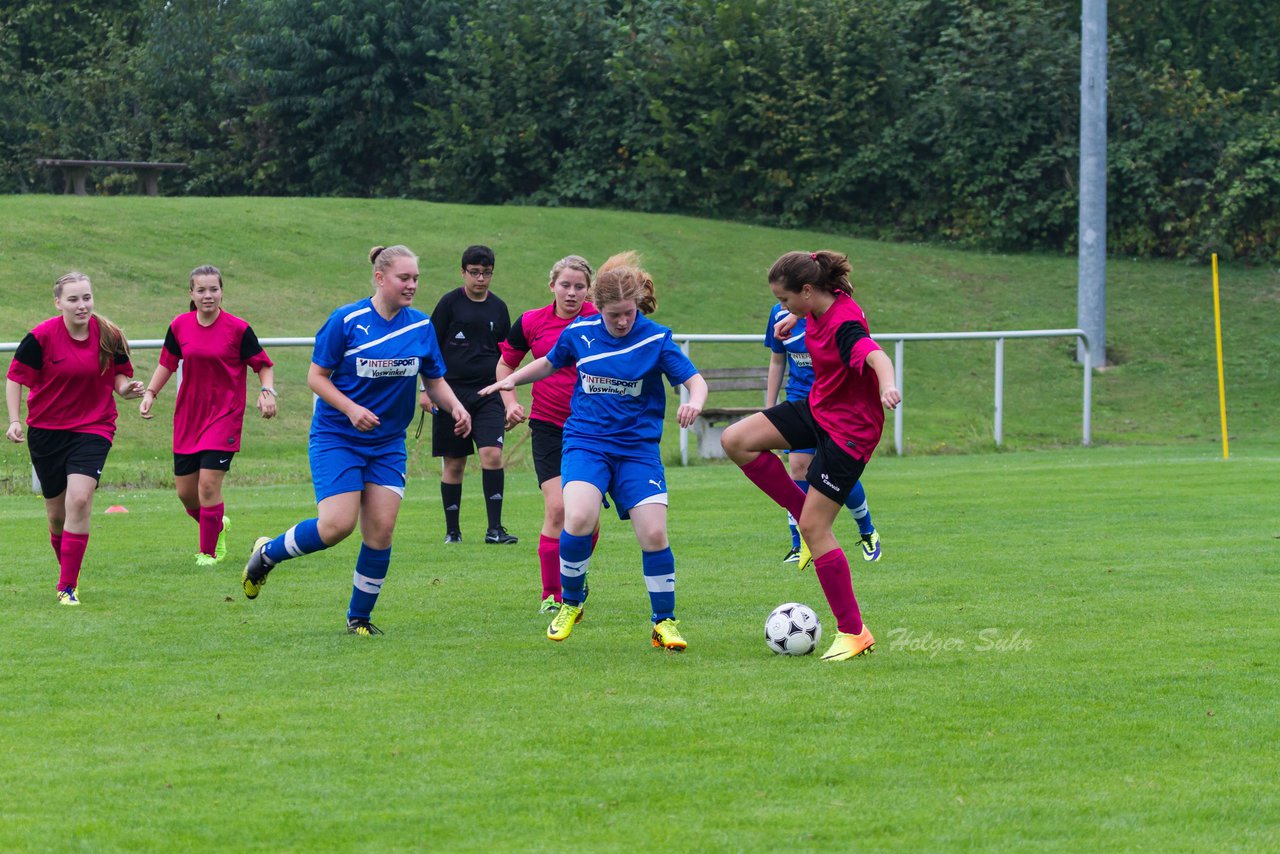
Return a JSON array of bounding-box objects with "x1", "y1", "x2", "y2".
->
[
  {"x1": 174, "y1": 450, "x2": 236, "y2": 477},
  {"x1": 27, "y1": 426, "x2": 112, "y2": 500},
  {"x1": 529, "y1": 418, "x2": 564, "y2": 486},
  {"x1": 432, "y1": 385, "x2": 506, "y2": 458},
  {"x1": 762, "y1": 399, "x2": 867, "y2": 504}
]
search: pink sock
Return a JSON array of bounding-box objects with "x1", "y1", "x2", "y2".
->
[
  {"x1": 59, "y1": 531, "x2": 89, "y2": 591},
  {"x1": 50, "y1": 531, "x2": 63, "y2": 561},
  {"x1": 739, "y1": 452, "x2": 806, "y2": 519},
  {"x1": 538, "y1": 535, "x2": 562, "y2": 601},
  {"x1": 198, "y1": 503, "x2": 225, "y2": 556},
  {"x1": 591, "y1": 527, "x2": 600, "y2": 552},
  {"x1": 185, "y1": 506, "x2": 200, "y2": 522},
  {"x1": 813, "y1": 549, "x2": 863, "y2": 635}
]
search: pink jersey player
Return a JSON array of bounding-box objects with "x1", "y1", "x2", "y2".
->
[
  {"x1": 139, "y1": 265, "x2": 276, "y2": 566},
  {"x1": 495, "y1": 254, "x2": 600, "y2": 613},
  {"x1": 722, "y1": 250, "x2": 901, "y2": 663},
  {"x1": 5, "y1": 272, "x2": 144, "y2": 605}
]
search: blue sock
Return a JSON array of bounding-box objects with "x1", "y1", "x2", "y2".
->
[
  {"x1": 846, "y1": 481, "x2": 875, "y2": 536},
  {"x1": 642, "y1": 547, "x2": 676, "y2": 623},
  {"x1": 789, "y1": 479, "x2": 809, "y2": 547},
  {"x1": 559, "y1": 531, "x2": 593, "y2": 606},
  {"x1": 262, "y1": 517, "x2": 328, "y2": 564},
  {"x1": 347, "y1": 544, "x2": 390, "y2": 620}
]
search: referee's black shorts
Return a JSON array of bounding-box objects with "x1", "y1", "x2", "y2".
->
[{"x1": 432, "y1": 385, "x2": 506, "y2": 457}]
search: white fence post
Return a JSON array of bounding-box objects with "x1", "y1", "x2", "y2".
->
[
  {"x1": 994, "y1": 337, "x2": 1005, "y2": 447},
  {"x1": 894, "y1": 339, "x2": 905, "y2": 456}
]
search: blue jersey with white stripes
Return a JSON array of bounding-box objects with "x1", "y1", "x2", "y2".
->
[
  {"x1": 310, "y1": 298, "x2": 446, "y2": 445},
  {"x1": 765, "y1": 302, "x2": 815, "y2": 401},
  {"x1": 547, "y1": 313, "x2": 698, "y2": 456}
]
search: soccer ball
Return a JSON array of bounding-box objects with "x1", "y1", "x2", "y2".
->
[{"x1": 764, "y1": 602, "x2": 823, "y2": 655}]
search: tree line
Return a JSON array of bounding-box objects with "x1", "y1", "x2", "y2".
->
[{"x1": 2, "y1": 0, "x2": 1277, "y2": 260}]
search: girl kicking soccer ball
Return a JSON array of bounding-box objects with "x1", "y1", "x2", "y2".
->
[{"x1": 722, "y1": 251, "x2": 900, "y2": 661}]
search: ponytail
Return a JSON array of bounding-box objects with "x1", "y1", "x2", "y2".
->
[
  {"x1": 93, "y1": 313, "x2": 129, "y2": 375},
  {"x1": 767, "y1": 250, "x2": 853, "y2": 296},
  {"x1": 593, "y1": 251, "x2": 658, "y2": 315}
]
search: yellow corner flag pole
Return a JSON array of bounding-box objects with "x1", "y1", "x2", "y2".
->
[{"x1": 1211, "y1": 253, "x2": 1229, "y2": 459}]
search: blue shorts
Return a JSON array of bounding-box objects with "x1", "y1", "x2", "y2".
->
[
  {"x1": 561, "y1": 447, "x2": 667, "y2": 521},
  {"x1": 309, "y1": 432, "x2": 407, "y2": 503}
]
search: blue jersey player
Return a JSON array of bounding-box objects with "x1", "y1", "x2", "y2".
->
[
  {"x1": 481, "y1": 252, "x2": 708, "y2": 652},
  {"x1": 766, "y1": 303, "x2": 881, "y2": 564},
  {"x1": 241, "y1": 245, "x2": 472, "y2": 635}
]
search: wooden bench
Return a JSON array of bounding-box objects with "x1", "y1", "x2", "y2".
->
[
  {"x1": 35, "y1": 158, "x2": 187, "y2": 196},
  {"x1": 689, "y1": 366, "x2": 772, "y2": 459}
]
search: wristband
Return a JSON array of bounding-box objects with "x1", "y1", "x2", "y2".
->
[{"x1": 260, "y1": 387, "x2": 277, "y2": 397}]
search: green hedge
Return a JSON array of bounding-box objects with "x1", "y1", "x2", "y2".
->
[{"x1": 2, "y1": 0, "x2": 1277, "y2": 260}]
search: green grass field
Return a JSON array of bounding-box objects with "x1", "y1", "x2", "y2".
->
[
  {"x1": 2, "y1": 446, "x2": 1277, "y2": 851},
  {"x1": 2, "y1": 197, "x2": 1278, "y2": 850}
]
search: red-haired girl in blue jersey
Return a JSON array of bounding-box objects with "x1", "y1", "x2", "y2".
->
[
  {"x1": 482, "y1": 252, "x2": 708, "y2": 652},
  {"x1": 495, "y1": 254, "x2": 600, "y2": 613},
  {"x1": 722, "y1": 251, "x2": 901, "y2": 661},
  {"x1": 139, "y1": 265, "x2": 277, "y2": 566},
  {"x1": 5, "y1": 272, "x2": 144, "y2": 605}
]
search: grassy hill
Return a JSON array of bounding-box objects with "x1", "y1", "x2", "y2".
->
[{"x1": 1, "y1": 196, "x2": 1276, "y2": 491}]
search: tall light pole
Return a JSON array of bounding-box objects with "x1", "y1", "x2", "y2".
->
[{"x1": 1078, "y1": 0, "x2": 1107, "y2": 366}]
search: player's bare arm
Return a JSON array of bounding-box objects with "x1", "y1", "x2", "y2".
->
[
  {"x1": 309, "y1": 362, "x2": 380, "y2": 432},
  {"x1": 421, "y1": 375, "x2": 472, "y2": 437},
  {"x1": 479, "y1": 357, "x2": 555, "y2": 396},
  {"x1": 676, "y1": 372, "x2": 709, "y2": 429},
  {"x1": 866, "y1": 350, "x2": 901, "y2": 410},
  {"x1": 494, "y1": 360, "x2": 526, "y2": 427}
]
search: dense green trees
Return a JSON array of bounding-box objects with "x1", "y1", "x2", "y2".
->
[{"x1": 2, "y1": 0, "x2": 1276, "y2": 259}]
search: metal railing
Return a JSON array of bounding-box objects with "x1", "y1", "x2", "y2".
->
[{"x1": 674, "y1": 329, "x2": 1092, "y2": 465}]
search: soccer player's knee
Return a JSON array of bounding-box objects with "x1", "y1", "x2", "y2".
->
[
  {"x1": 796, "y1": 519, "x2": 825, "y2": 545},
  {"x1": 64, "y1": 491, "x2": 93, "y2": 519},
  {"x1": 720, "y1": 422, "x2": 743, "y2": 455},
  {"x1": 319, "y1": 516, "x2": 357, "y2": 544},
  {"x1": 563, "y1": 508, "x2": 597, "y2": 536}
]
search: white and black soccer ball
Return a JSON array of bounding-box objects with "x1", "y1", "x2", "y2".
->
[{"x1": 765, "y1": 602, "x2": 823, "y2": 655}]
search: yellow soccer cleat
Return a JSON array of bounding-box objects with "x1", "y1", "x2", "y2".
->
[
  {"x1": 195, "y1": 553, "x2": 218, "y2": 567},
  {"x1": 56, "y1": 587, "x2": 81, "y2": 606},
  {"x1": 820, "y1": 626, "x2": 876, "y2": 662},
  {"x1": 347, "y1": 618, "x2": 384, "y2": 636},
  {"x1": 547, "y1": 602, "x2": 583, "y2": 641},
  {"x1": 860, "y1": 531, "x2": 882, "y2": 562},
  {"x1": 651, "y1": 618, "x2": 687, "y2": 652},
  {"x1": 214, "y1": 515, "x2": 231, "y2": 563},
  {"x1": 242, "y1": 536, "x2": 274, "y2": 599},
  {"x1": 796, "y1": 536, "x2": 814, "y2": 572}
]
